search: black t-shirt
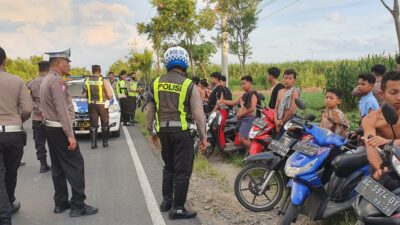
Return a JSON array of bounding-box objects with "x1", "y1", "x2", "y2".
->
[
  {"x1": 208, "y1": 85, "x2": 232, "y2": 112},
  {"x1": 269, "y1": 83, "x2": 285, "y2": 109}
]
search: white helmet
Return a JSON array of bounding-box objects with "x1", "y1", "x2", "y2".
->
[{"x1": 164, "y1": 46, "x2": 189, "y2": 71}]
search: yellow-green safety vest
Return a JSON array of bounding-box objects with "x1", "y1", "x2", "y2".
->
[
  {"x1": 85, "y1": 76, "x2": 105, "y2": 103},
  {"x1": 153, "y1": 77, "x2": 192, "y2": 132},
  {"x1": 116, "y1": 80, "x2": 137, "y2": 97}
]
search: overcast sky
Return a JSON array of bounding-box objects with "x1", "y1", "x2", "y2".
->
[{"x1": 0, "y1": 0, "x2": 397, "y2": 72}]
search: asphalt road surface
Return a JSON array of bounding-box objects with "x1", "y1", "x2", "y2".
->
[{"x1": 13, "y1": 123, "x2": 202, "y2": 225}]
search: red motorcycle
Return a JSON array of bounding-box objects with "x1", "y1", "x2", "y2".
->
[{"x1": 247, "y1": 108, "x2": 276, "y2": 155}]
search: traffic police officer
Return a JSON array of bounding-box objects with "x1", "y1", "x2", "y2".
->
[
  {"x1": 146, "y1": 46, "x2": 207, "y2": 220},
  {"x1": 84, "y1": 65, "x2": 113, "y2": 149},
  {"x1": 40, "y1": 48, "x2": 98, "y2": 217},
  {"x1": 126, "y1": 72, "x2": 138, "y2": 123},
  {"x1": 116, "y1": 70, "x2": 134, "y2": 126},
  {"x1": 27, "y1": 61, "x2": 51, "y2": 173},
  {"x1": 0, "y1": 47, "x2": 32, "y2": 225}
]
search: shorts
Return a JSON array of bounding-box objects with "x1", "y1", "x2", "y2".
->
[{"x1": 238, "y1": 116, "x2": 255, "y2": 138}]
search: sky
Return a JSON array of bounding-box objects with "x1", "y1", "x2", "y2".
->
[{"x1": 0, "y1": 0, "x2": 397, "y2": 72}]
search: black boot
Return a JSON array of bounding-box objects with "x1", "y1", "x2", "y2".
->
[
  {"x1": 160, "y1": 169, "x2": 173, "y2": 212},
  {"x1": 169, "y1": 207, "x2": 197, "y2": 220},
  {"x1": 102, "y1": 126, "x2": 110, "y2": 147},
  {"x1": 90, "y1": 127, "x2": 98, "y2": 149},
  {"x1": 40, "y1": 159, "x2": 51, "y2": 173}
]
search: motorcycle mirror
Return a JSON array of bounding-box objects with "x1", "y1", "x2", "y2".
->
[
  {"x1": 382, "y1": 103, "x2": 399, "y2": 126},
  {"x1": 295, "y1": 98, "x2": 306, "y2": 110},
  {"x1": 306, "y1": 114, "x2": 316, "y2": 121},
  {"x1": 258, "y1": 93, "x2": 266, "y2": 101}
]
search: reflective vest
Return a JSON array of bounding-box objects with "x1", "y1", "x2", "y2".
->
[
  {"x1": 85, "y1": 76, "x2": 106, "y2": 103},
  {"x1": 116, "y1": 80, "x2": 137, "y2": 97},
  {"x1": 153, "y1": 77, "x2": 192, "y2": 132}
]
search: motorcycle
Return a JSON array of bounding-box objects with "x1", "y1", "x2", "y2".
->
[
  {"x1": 234, "y1": 110, "x2": 316, "y2": 212},
  {"x1": 278, "y1": 99, "x2": 370, "y2": 225},
  {"x1": 353, "y1": 103, "x2": 400, "y2": 225}
]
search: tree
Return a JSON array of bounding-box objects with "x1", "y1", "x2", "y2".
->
[
  {"x1": 380, "y1": 0, "x2": 400, "y2": 51},
  {"x1": 128, "y1": 49, "x2": 154, "y2": 83},
  {"x1": 108, "y1": 60, "x2": 130, "y2": 75},
  {"x1": 137, "y1": 0, "x2": 217, "y2": 75},
  {"x1": 192, "y1": 42, "x2": 217, "y2": 77},
  {"x1": 69, "y1": 67, "x2": 90, "y2": 76},
  {"x1": 226, "y1": 0, "x2": 262, "y2": 73}
]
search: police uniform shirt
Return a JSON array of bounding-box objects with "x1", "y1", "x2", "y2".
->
[
  {"x1": 146, "y1": 71, "x2": 206, "y2": 139},
  {"x1": 0, "y1": 70, "x2": 32, "y2": 125},
  {"x1": 27, "y1": 74, "x2": 46, "y2": 121},
  {"x1": 40, "y1": 71, "x2": 75, "y2": 138}
]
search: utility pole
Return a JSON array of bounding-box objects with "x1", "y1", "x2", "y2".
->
[{"x1": 221, "y1": 14, "x2": 229, "y2": 87}]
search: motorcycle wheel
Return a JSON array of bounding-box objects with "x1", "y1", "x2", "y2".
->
[
  {"x1": 234, "y1": 163, "x2": 284, "y2": 212},
  {"x1": 278, "y1": 202, "x2": 299, "y2": 225},
  {"x1": 205, "y1": 145, "x2": 215, "y2": 159},
  {"x1": 193, "y1": 138, "x2": 200, "y2": 156}
]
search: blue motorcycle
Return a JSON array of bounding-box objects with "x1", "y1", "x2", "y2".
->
[{"x1": 278, "y1": 99, "x2": 370, "y2": 225}]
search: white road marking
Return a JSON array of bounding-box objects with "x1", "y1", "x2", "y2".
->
[{"x1": 123, "y1": 126, "x2": 166, "y2": 225}]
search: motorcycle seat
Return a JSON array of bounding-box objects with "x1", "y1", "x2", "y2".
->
[{"x1": 332, "y1": 152, "x2": 369, "y2": 177}]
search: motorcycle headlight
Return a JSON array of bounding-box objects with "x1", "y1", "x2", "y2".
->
[
  {"x1": 284, "y1": 121, "x2": 302, "y2": 131},
  {"x1": 284, "y1": 156, "x2": 318, "y2": 178},
  {"x1": 108, "y1": 104, "x2": 120, "y2": 113}
]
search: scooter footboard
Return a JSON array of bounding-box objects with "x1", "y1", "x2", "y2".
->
[{"x1": 290, "y1": 180, "x2": 311, "y2": 206}]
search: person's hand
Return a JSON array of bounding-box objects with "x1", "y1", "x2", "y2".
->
[
  {"x1": 236, "y1": 112, "x2": 242, "y2": 120},
  {"x1": 218, "y1": 99, "x2": 225, "y2": 105},
  {"x1": 67, "y1": 137, "x2": 77, "y2": 151},
  {"x1": 373, "y1": 167, "x2": 390, "y2": 180},
  {"x1": 365, "y1": 136, "x2": 391, "y2": 147},
  {"x1": 199, "y1": 138, "x2": 208, "y2": 154},
  {"x1": 151, "y1": 135, "x2": 159, "y2": 146}
]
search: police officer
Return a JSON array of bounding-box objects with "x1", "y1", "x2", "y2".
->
[
  {"x1": 116, "y1": 70, "x2": 133, "y2": 126},
  {"x1": 27, "y1": 61, "x2": 51, "y2": 173},
  {"x1": 84, "y1": 65, "x2": 113, "y2": 149},
  {"x1": 108, "y1": 71, "x2": 118, "y2": 90},
  {"x1": 0, "y1": 47, "x2": 32, "y2": 225},
  {"x1": 146, "y1": 46, "x2": 207, "y2": 220},
  {"x1": 126, "y1": 72, "x2": 138, "y2": 123},
  {"x1": 40, "y1": 48, "x2": 98, "y2": 217}
]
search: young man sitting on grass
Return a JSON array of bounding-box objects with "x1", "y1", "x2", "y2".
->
[{"x1": 320, "y1": 88, "x2": 349, "y2": 137}]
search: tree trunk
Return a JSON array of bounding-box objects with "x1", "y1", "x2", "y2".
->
[
  {"x1": 156, "y1": 51, "x2": 161, "y2": 76},
  {"x1": 393, "y1": 0, "x2": 400, "y2": 51},
  {"x1": 199, "y1": 62, "x2": 207, "y2": 78}
]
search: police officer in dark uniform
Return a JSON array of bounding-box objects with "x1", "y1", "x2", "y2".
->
[
  {"x1": 116, "y1": 70, "x2": 133, "y2": 126},
  {"x1": 84, "y1": 65, "x2": 113, "y2": 149},
  {"x1": 146, "y1": 46, "x2": 207, "y2": 220},
  {"x1": 40, "y1": 48, "x2": 98, "y2": 217},
  {"x1": 0, "y1": 47, "x2": 32, "y2": 225},
  {"x1": 27, "y1": 61, "x2": 51, "y2": 173}
]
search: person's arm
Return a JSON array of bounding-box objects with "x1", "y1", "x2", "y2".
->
[
  {"x1": 145, "y1": 82, "x2": 156, "y2": 135},
  {"x1": 327, "y1": 110, "x2": 349, "y2": 127},
  {"x1": 103, "y1": 79, "x2": 113, "y2": 100},
  {"x1": 50, "y1": 78, "x2": 74, "y2": 138},
  {"x1": 237, "y1": 94, "x2": 257, "y2": 118},
  {"x1": 352, "y1": 86, "x2": 363, "y2": 97},
  {"x1": 274, "y1": 90, "x2": 283, "y2": 124},
  {"x1": 281, "y1": 90, "x2": 300, "y2": 124},
  {"x1": 220, "y1": 98, "x2": 240, "y2": 106},
  {"x1": 19, "y1": 80, "x2": 33, "y2": 122},
  {"x1": 190, "y1": 87, "x2": 208, "y2": 152}
]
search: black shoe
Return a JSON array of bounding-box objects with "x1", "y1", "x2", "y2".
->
[
  {"x1": 169, "y1": 207, "x2": 197, "y2": 220},
  {"x1": 40, "y1": 160, "x2": 51, "y2": 173},
  {"x1": 54, "y1": 202, "x2": 71, "y2": 214},
  {"x1": 11, "y1": 201, "x2": 20, "y2": 214},
  {"x1": 159, "y1": 200, "x2": 172, "y2": 212},
  {"x1": 102, "y1": 126, "x2": 110, "y2": 148},
  {"x1": 124, "y1": 122, "x2": 134, "y2": 126},
  {"x1": 69, "y1": 204, "x2": 98, "y2": 217}
]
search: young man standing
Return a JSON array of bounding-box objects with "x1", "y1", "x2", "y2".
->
[
  {"x1": 208, "y1": 72, "x2": 232, "y2": 112},
  {"x1": 267, "y1": 67, "x2": 284, "y2": 109},
  {"x1": 219, "y1": 75, "x2": 258, "y2": 148},
  {"x1": 274, "y1": 69, "x2": 300, "y2": 133},
  {"x1": 352, "y1": 64, "x2": 386, "y2": 106},
  {"x1": 220, "y1": 75, "x2": 232, "y2": 101},
  {"x1": 355, "y1": 73, "x2": 379, "y2": 120},
  {"x1": 362, "y1": 71, "x2": 400, "y2": 190}
]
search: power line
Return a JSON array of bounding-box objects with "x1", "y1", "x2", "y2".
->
[
  {"x1": 259, "y1": 0, "x2": 277, "y2": 10},
  {"x1": 260, "y1": 0, "x2": 301, "y2": 20}
]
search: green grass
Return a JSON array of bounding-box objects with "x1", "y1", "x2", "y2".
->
[
  {"x1": 135, "y1": 110, "x2": 150, "y2": 137},
  {"x1": 193, "y1": 155, "x2": 222, "y2": 178},
  {"x1": 227, "y1": 153, "x2": 245, "y2": 168}
]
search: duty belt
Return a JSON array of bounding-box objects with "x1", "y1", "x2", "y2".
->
[
  {"x1": 89, "y1": 101, "x2": 105, "y2": 104},
  {"x1": 159, "y1": 121, "x2": 182, "y2": 128},
  {"x1": 44, "y1": 120, "x2": 63, "y2": 128},
  {"x1": 0, "y1": 125, "x2": 23, "y2": 133}
]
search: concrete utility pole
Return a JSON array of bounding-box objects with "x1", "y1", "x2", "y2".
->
[{"x1": 221, "y1": 14, "x2": 229, "y2": 87}]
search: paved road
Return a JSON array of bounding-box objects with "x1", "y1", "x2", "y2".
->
[{"x1": 13, "y1": 123, "x2": 201, "y2": 225}]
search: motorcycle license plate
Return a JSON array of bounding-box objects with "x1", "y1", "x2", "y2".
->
[
  {"x1": 253, "y1": 118, "x2": 267, "y2": 129},
  {"x1": 355, "y1": 176, "x2": 400, "y2": 216},
  {"x1": 268, "y1": 137, "x2": 292, "y2": 157},
  {"x1": 292, "y1": 140, "x2": 319, "y2": 156}
]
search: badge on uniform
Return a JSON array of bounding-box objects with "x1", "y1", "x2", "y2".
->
[{"x1": 59, "y1": 80, "x2": 66, "y2": 92}]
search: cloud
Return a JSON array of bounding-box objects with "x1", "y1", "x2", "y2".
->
[
  {"x1": 0, "y1": 0, "x2": 72, "y2": 26},
  {"x1": 325, "y1": 12, "x2": 345, "y2": 23}
]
